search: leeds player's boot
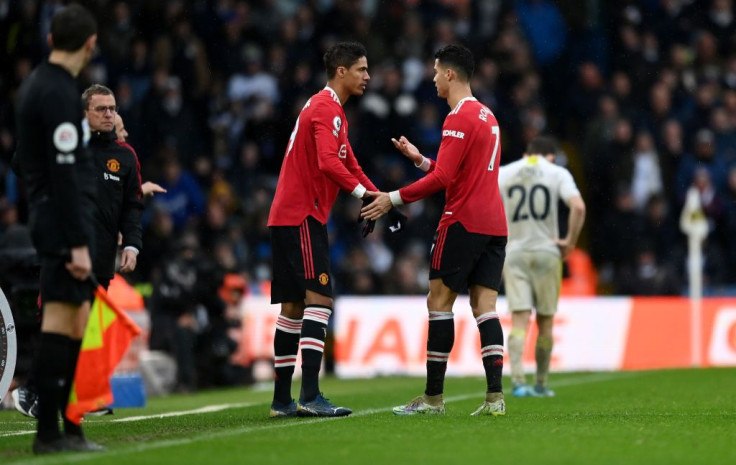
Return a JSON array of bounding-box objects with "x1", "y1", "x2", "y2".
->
[
  {"x1": 532, "y1": 384, "x2": 556, "y2": 397},
  {"x1": 512, "y1": 383, "x2": 534, "y2": 397}
]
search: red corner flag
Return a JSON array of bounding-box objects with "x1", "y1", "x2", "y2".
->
[{"x1": 66, "y1": 285, "x2": 142, "y2": 425}]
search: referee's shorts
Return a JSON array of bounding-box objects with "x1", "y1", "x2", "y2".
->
[{"x1": 39, "y1": 254, "x2": 93, "y2": 306}]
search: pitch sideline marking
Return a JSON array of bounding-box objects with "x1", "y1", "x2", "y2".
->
[
  {"x1": 0, "y1": 430, "x2": 35, "y2": 437},
  {"x1": 0, "y1": 403, "x2": 257, "y2": 438},
  {"x1": 13, "y1": 372, "x2": 631, "y2": 465},
  {"x1": 109, "y1": 402, "x2": 256, "y2": 423}
]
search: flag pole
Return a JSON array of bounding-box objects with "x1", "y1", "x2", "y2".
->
[{"x1": 679, "y1": 187, "x2": 708, "y2": 367}]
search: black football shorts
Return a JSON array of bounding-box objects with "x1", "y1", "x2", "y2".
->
[
  {"x1": 429, "y1": 222, "x2": 507, "y2": 293},
  {"x1": 39, "y1": 254, "x2": 93, "y2": 306},
  {"x1": 270, "y1": 216, "x2": 332, "y2": 304}
]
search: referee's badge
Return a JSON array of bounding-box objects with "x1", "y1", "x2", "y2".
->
[
  {"x1": 319, "y1": 273, "x2": 329, "y2": 285},
  {"x1": 53, "y1": 122, "x2": 79, "y2": 152}
]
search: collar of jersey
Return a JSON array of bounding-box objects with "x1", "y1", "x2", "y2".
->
[
  {"x1": 323, "y1": 86, "x2": 341, "y2": 105},
  {"x1": 452, "y1": 96, "x2": 477, "y2": 113}
]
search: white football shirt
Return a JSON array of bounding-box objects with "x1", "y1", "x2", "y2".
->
[{"x1": 498, "y1": 155, "x2": 581, "y2": 256}]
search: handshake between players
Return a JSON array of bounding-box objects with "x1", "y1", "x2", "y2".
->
[
  {"x1": 361, "y1": 135, "x2": 423, "y2": 224},
  {"x1": 357, "y1": 136, "x2": 415, "y2": 237}
]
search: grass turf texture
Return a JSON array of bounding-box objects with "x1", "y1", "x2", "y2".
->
[{"x1": 1, "y1": 369, "x2": 734, "y2": 465}]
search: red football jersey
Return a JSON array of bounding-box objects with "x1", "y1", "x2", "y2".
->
[
  {"x1": 396, "y1": 97, "x2": 507, "y2": 236},
  {"x1": 268, "y1": 87, "x2": 377, "y2": 226}
]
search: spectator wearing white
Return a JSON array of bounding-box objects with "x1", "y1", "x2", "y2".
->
[{"x1": 629, "y1": 131, "x2": 663, "y2": 211}]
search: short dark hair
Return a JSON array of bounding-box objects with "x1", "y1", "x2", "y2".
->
[
  {"x1": 50, "y1": 4, "x2": 97, "y2": 52},
  {"x1": 435, "y1": 44, "x2": 474, "y2": 81},
  {"x1": 526, "y1": 136, "x2": 558, "y2": 155},
  {"x1": 323, "y1": 42, "x2": 367, "y2": 79},
  {"x1": 82, "y1": 84, "x2": 114, "y2": 108}
]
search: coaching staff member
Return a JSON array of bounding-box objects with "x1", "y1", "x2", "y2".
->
[
  {"x1": 83, "y1": 84, "x2": 143, "y2": 289},
  {"x1": 14, "y1": 4, "x2": 103, "y2": 454}
]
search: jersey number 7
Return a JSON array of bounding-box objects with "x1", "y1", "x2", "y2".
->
[
  {"x1": 285, "y1": 116, "x2": 300, "y2": 157},
  {"x1": 487, "y1": 125, "x2": 500, "y2": 171}
]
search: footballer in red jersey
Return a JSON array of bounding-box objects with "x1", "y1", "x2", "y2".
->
[
  {"x1": 267, "y1": 42, "x2": 380, "y2": 419},
  {"x1": 361, "y1": 44, "x2": 508, "y2": 417},
  {"x1": 267, "y1": 86, "x2": 377, "y2": 226}
]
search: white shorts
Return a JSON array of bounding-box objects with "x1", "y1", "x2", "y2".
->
[{"x1": 503, "y1": 250, "x2": 561, "y2": 316}]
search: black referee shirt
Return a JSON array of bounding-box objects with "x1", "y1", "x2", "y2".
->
[{"x1": 14, "y1": 61, "x2": 95, "y2": 255}]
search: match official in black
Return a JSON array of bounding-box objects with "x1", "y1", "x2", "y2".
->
[
  {"x1": 13, "y1": 4, "x2": 103, "y2": 454},
  {"x1": 83, "y1": 84, "x2": 144, "y2": 289}
]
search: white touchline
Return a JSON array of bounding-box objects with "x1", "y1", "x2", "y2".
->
[
  {"x1": 0, "y1": 430, "x2": 35, "y2": 438},
  {"x1": 0, "y1": 403, "x2": 258, "y2": 437},
  {"x1": 109, "y1": 402, "x2": 256, "y2": 423}
]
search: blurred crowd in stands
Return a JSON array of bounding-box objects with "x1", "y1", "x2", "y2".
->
[{"x1": 2, "y1": 0, "x2": 736, "y2": 310}]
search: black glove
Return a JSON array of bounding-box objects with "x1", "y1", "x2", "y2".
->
[
  {"x1": 386, "y1": 207, "x2": 407, "y2": 233},
  {"x1": 359, "y1": 197, "x2": 376, "y2": 237}
]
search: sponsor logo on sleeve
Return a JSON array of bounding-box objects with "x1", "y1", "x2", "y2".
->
[
  {"x1": 442, "y1": 129, "x2": 465, "y2": 139},
  {"x1": 56, "y1": 153, "x2": 76, "y2": 164},
  {"x1": 53, "y1": 122, "x2": 78, "y2": 152},
  {"x1": 338, "y1": 144, "x2": 347, "y2": 159}
]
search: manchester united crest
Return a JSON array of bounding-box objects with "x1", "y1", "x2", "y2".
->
[
  {"x1": 106, "y1": 158, "x2": 121, "y2": 172},
  {"x1": 319, "y1": 273, "x2": 329, "y2": 285}
]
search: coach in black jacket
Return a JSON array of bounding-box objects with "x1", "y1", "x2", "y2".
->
[{"x1": 82, "y1": 84, "x2": 143, "y2": 289}]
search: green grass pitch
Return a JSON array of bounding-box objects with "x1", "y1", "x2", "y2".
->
[{"x1": 1, "y1": 368, "x2": 734, "y2": 464}]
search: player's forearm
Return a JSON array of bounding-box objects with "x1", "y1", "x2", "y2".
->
[
  {"x1": 392, "y1": 173, "x2": 445, "y2": 205},
  {"x1": 317, "y1": 155, "x2": 365, "y2": 197},
  {"x1": 349, "y1": 167, "x2": 378, "y2": 192},
  {"x1": 413, "y1": 155, "x2": 433, "y2": 173},
  {"x1": 346, "y1": 146, "x2": 379, "y2": 191},
  {"x1": 565, "y1": 196, "x2": 586, "y2": 247}
]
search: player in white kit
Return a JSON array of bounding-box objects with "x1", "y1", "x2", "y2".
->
[{"x1": 498, "y1": 137, "x2": 586, "y2": 397}]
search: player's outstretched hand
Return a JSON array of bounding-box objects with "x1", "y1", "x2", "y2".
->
[
  {"x1": 361, "y1": 191, "x2": 392, "y2": 221},
  {"x1": 386, "y1": 208, "x2": 407, "y2": 233},
  {"x1": 391, "y1": 136, "x2": 422, "y2": 165}
]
